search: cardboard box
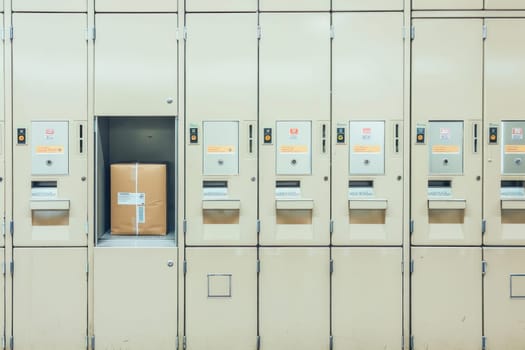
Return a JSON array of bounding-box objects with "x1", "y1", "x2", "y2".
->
[{"x1": 111, "y1": 163, "x2": 167, "y2": 235}]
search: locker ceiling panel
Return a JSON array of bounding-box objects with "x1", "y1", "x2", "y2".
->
[
  {"x1": 12, "y1": 0, "x2": 86, "y2": 12},
  {"x1": 186, "y1": 248, "x2": 257, "y2": 350},
  {"x1": 13, "y1": 13, "x2": 88, "y2": 120},
  {"x1": 412, "y1": 19, "x2": 483, "y2": 121},
  {"x1": 95, "y1": 14, "x2": 178, "y2": 116},
  {"x1": 96, "y1": 0, "x2": 177, "y2": 12},
  {"x1": 411, "y1": 247, "x2": 482, "y2": 350},
  {"x1": 332, "y1": 248, "x2": 402, "y2": 349},
  {"x1": 186, "y1": 0, "x2": 256, "y2": 12},
  {"x1": 13, "y1": 248, "x2": 88, "y2": 350},
  {"x1": 94, "y1": 248, "x2": 178, "y2": 350}
]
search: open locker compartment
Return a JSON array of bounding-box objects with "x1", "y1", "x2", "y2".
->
[{"x1": 95, "y1": 116, "x2": 178, "y2": 247}]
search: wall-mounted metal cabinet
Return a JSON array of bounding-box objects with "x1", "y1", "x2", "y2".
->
[{"x1": 94, "y1": 14, "x2": 178, "y2": 116}]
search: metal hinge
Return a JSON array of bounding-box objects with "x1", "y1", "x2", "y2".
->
[
  {"x1": 410, "y1": 26, "x2": 415, "y2": 40},
  {"x1": 329, "y1": 220, "x2": 334, "y2": 234},
  {"x1": 183, "y1": 26, "x2": 188, "y2": 41},
  {"x1": 10, "y1": 221, "x2": 14, "y2": 237},
  {"x1": 2, "y1": 262, "x2": 4, "y2": 276},
  {"x1": 482, "y1": 24, "x2": 487, "y2": 40},
  {"x1": 401, "y1": 335, "x2": 404, "y2": 350},
  {"x1": 401, "y1": 261, "x2": 404, "y2": 274},
  {"x1": 183, "y1": 336, "x2": 187, "y2": 350},
  {"x1": 409, "y1": 335, "x2": 414, "y2": 350},
  {"x1": 2, "y1": 218, "x2": 5, "y2": 237},
  {"x1": 183, "y1": 220, "x2": 187, "y2": 235},
  {"x1": 1, "y1": 335, "x2": 4, "y2": 350},
  {"x1": 91, "y1": 335, "x2": 95, "y2": 350},
  {"x1": 9, "y1": 27, "x2": 13, "y2": 41},
  {"x1": 330, "y1": 259, "x2": 334, "y2": 274},
  {"x1": 257, "y1": 25, "x2": 262, "y2": 39},
  {"x1": 409, "y1": 220, "x2": 414, "y2": 234},
  {"x1": 482, "y1": 220, "x2": 486, "y2": 234},
  {"x1": 256, "y1": 336, "x2": 261, "y2": 350},
  {"x1": 183, "y1": 260, "x2": 187, "y2": 275},
  {"x1": 9, "y1": 337, "x2": 12, "y2": 350},
  {"x1": 410, "y1": 260, "x2": 414, "y2": 274},
  {"x1": 256, "y1": 220, "x2": 261, "y2": 234},
  {"x1": 10, "y1": 261, "x2": 14, "y2": 276},
  {"x1": 329, "y1": 336, "x2": 333, "y2": 350},
  {"x1": 402, "y1": 26, "x2": 406, "y2": 40},
  {"x1": 87, "y1": 27, "x2": 96, "y2": 41},
  {"x1": 176, "y1": 336, "x2": 179, "y2": 350},
  {"x1": 85, "y1": 221, "x2": 89, "y2": 235},
  {"x1": 482, "y1": 261, "x2": 487, "y2": 275},
  {"x1": 330, "y1": 25, "x2": 335, "y2": 39},
  {"x1": 256, "y1": 260, "x2": 260, "y2": 273},
  {"x1": 482, "y1": 336, "x2": 487, "y2": 350},
  {"x1": 85, "y1": 335, "x2": 89, "y2": 349}
]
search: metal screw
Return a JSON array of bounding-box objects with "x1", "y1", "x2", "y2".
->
[
  {"x1": 291, "y1": 159, "x2": 297, "y2": 165},
  {"x1": 515, "y1": 158, "x2": 522, "y2": 165},
  {"x1": 46, "y1": 160, "x2": 53, "y2": 166},
  {"x1": 166, "y1": 98, "x2": 174, "y2": 104},
  {"x1": 218, "y1": 159, "x2": 224, "y2": 165},
  {"x1": 167, "y1": 260, "x2": 174, "y2": 267},
  {"x1": 251, "y1": 177, "x2": 256, "y2": 182},
  {"x1": 324, "y1": 176, "x2": 329, "y2": 181},
  {"x1": 81, "y1": 176, "x2": 87, "y2": 182},
  {"x1": 397, "y1": 176, "x2": 402, "y2": 181},
  {"x1": 476, "y1": 176, "x2": 481, "y2": 181}
]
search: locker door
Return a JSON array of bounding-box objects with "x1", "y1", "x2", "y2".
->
[
  {"x1": 0, "y1": 122, "x2": 4, "y2": 248},
  {"x1": 484, "y1": 248, "x2": 525, "y2": 350},
  {"x1": 259, "y1": 13, "x2": 330, "y2": 246},
  {"x1": 186, "y1": 14, "x2": 257, "y2": 245},
  {"x1": 484, "y1": 20, "x2": 525, "y2": 245},
  {"x1": 95, "y1": 14, "x2": 178, "y2": 116},
  {"x1": 0, "y1": 249, "x2": 3, "y2": 338},
  {"x1": 412, "y1": 0, "x2": 482, "y2": 9},
  {"x1": 94, "y1": 248, "x2": 178, "y2": 350},
  {"x1": 485, "y1": 0, "x2": 525, "y2": 9},
  {"x1": 332, "y1": 0, "x2": 403, "y2": 10},
  {"x1": 13, "y1": 14, "x2": 88, "y2": 246},
  {"x1": 186, "y1": 0, "x2": 257, "y2": 11},
  {"x1": 332, "y1": 12, "x2": 404, "y2": 246},
  {"x1": 411, "y1": 247, "x2": 482, "y2": 350},
  {"x1": 259, "y1": 0, "x2": 329, "y2": 11},
  {"x1": 186, "y1": 248, "x2": 257, "y2": 350},
  {"x1": 12, "y1": 0, "x2": 86, "y2": 11},
  {"x1": 332, "y1": 248, "x2": 402, "y2": 349},
  {"x1": 96, "y1": 0, "x2": 177, "y2": 12},
  {"x1": 13, "y1": 248, "x2": 87, "y2": 350},
  {"x1": 259, "y1": 248, "x2": 330, "y2": 350},
  {"x1": 411, "y1": 19, "x2": 483, "y2": 246}
]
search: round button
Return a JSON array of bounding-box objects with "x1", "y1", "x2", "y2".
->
[
  {"x1": 264, "y1": 135, "x2": 271, "y2": 141},
  {"x1": 417, "y1": 135, "x2": 423, "y2": 141},
  {"x1": 191, "y1": 135, "x2": 197, "y2": 141},
  {"x1": 490, "y1": 135, "x2": 496, "y2": 141},
  {"x1": 337, "y1": 135, "x2": 343, "y2": 141},
  {"x1": 18, "y1": 135, "x2": 25, "y2": 142}
]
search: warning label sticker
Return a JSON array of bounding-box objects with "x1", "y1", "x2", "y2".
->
[
  {"x1": 432, "y1": 145, "x2": 460, "y2": 154},
  {"x1": 512, "y1": 128, "x2": 524, "y2": 140},
  {"x1": 353, "y1": 145, "x2": 381, "y2": 154},
  {"x1": 35, "y1": 145, "x2": 65, "y2": 154},
  {"x1": 505, "y1": 145, "x2": 525, "y2": 154},
  {"x1": 207, "y1": 146, "x2": 235, "y2": 154},
  {"x1": 118, "y1": 192, "x2": 145, "y2": 206},
  {"x1": 279, "y1": 145, "x2": 308, "y2": 154},
  {"x1": 439, "y1": 128, "x2": 450, "y2": 140}
]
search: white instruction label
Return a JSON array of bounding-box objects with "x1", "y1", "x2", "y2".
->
[
  {"x1": 203, "y1": 187, "x2": 229, "y2": 200},
  {"x1": 275, "y1": 187, "x2": 301, "y2": 200},
  {"x1": 428, "y1": 187, "x2": 453, "y2": 199},
  {"x1": 348, "y1": 187, "x2": 375, "y2": 199},
  {"x1": 31, "y1": 187, "x2": 58, "y2": 199},
  {"x1": 118, "y1": 192, "x2": 145, "y2": 206},
  {"x1": 136, "y1": 206, "x2": 145, "y2": 224}
]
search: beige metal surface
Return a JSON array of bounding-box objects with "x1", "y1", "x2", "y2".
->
[
  {"x1": 484, "y1": 248, "x2": 525, "y2": 350},
  {"x1": 259, "y1": 0, "x2": 329, "y2": 11},
  {"x1": 332, "y1": 12, "x2": 404, "y2": 245},
  {"x1": 333, "y1": 0, "x2": 403, "y2": 10},
  {"x1": 186, "y1": 0, "x2": 256, "y2": 11},
  {"x1": 485, "y1": 0, "x2": 525, "y2": 9},
  {"x1": 332, "y1": 248, "x2": 402, "y2": 349},
  {"x1": 259, "y1": 13, "x2": 330, "y2": 245},
  {"x1": 186, "y1": 248, "x2": 256, "y2": 350},
  {"x1": 412, "y1": 247, "x2": 482, "y2": 350},
  {"x1": 12, "y1": 0, "x2": 86, "y2": 11},
  {"x1": 93, "y1": 247, "x2": 177, "y2": 349},
  {"x1": 13, "y1": 248, "x2": 87, "y2": 349},
  {"x1": 96, "y1": 0, "x2": 177, "y2": 12},
  {"x1": 0, "y1": 122, "x2": 4, "y2": 248},
  {"x1": 0, "y1": 249, "x2": 4, "y2": 341},
  {"x1": 412, "y1": 0, "x2": 482, "y2": 10},
  {"x1": 94, "y1": 14, "x2": 178, "y2": 116},
  {"x1": 185, "y1": 14, "x2": 257, "y2": 245},
  {"x1": 411, "y1": 19, "x2": 483, "y2": 245},
  {"x1": 259, "y1": 248, "x2": 330, "y2": 350}
]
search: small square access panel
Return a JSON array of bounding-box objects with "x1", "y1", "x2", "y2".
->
[{"x1": 208, "y1": 273, "x2": 232, "y2": 298}]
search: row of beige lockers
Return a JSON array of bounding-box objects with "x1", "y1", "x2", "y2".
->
[
  {"x1": 2, "y1": 246, "x2": 524, "y2": 349},
  {"x1": 4, "y1": 13, "x2": 525, "y2": 247},
  {"x1": 3, "y1": 0, "x2": 525, "y2": 11}
]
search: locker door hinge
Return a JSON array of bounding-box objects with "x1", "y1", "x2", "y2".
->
[
  {"x1": 183, "y1": 260, "x2": 187, "y2": 275},
  {"x1": 402, "y1": 26, "x2": 406, "y2": 40},
  {"x1": 330, "y1": 25, "x2": 335, "y2": 39},
  {"x1": 2, "y1": 218, "x2": 5, "y2": 237},
  {"x1": 256, "y1": 335, "x2": 261, "y2": 350},
  {"x1": 482, "y1": 260, "x2": 487, "y2": 275},
  {"x1": 176, "y1": 336, "x2": 179, "y2": 350},
  {"x1": 482, "y1": 336, "x2": 487, "y2": 350},
  {"x1": 257, "y1": 25, "x2": 262, "y2": 39},
  {"x1": 183, "y1": 26, "x2": 188, "y2": 41},
  {"x1": 401, "y1": 335, "x2": 404, "y2": 350},
  {"x1": 409, "y1": 220, "x2": 414, "y2": 234},
  {"x1": 410, "y1": 26, "x2": 415, "y2": 40},
  {"x1": 401, "y1": 261, "x2": 404, "y2": 274},
  {"x1": 256, "y1": 220, "x2": 261, "y2": 234},
  {"x1": 85, "y1": 220, "x2": 89, "y2": 235},
  {"x1": 91, "y1": 335, "x2": 95, "y2": 350},
  {"x1": 410, "y1": 260, "x2": 414, "y2": 274},
  {"x1": 330, "y1": 259, "x2": 334, "y2": 274},
  {"x1": 87, "y1": 27, "x2": 96, "y2": 41},
  {"x1": 329, "y1": 336, "x2": 333, "y2": 350},
  {"x1": 183, "y1": 336, "x2": 187, "y2": 350},
  {"x1": 482, "y1": 220, "x2": 486, "y2": 234},
  {"x1": 1, "y1": 335, "x2": 5, "y2": 350},
  {"x1": 10, "y1": 261, "x2": 14, "y2": 276},
  {"x1": 256, "y1": 259, "x2": 260, "y2": 273},
  {"x1": 86, "y1": 262, "x2": 89, "y2": 274},
  {"x1": 9, "y1": 337, "x2": 12, "y2": 350},
  {"x1": 85, "y1": 335, "x2": 89, "y2": 349},
  {"x1": 183, "y1": 220, "x2": 187, "y2": 235},
  {"x1": 329, "y1": 220, "x2": 334, "y2": 234},
  {"x1": 409, "y1": 335, "x2": 414, "y2": 350},
  {"x1": 482, "y1": 24, "x2": 487, "y2": 40},
  {"x1": 10, "y1": 221, "x2": 14, "y2": 237},
  {"x1": 9, "y1": 27, "x2": 13, "y2": 41},
  {"x1": 2, "y1": 262, "x2": 4, "y2": 276}
]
